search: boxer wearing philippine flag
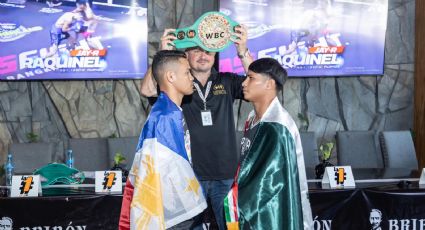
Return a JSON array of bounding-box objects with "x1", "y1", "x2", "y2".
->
[{"x1": 119, "y1": 50, "x2": 207, "y2": 230}]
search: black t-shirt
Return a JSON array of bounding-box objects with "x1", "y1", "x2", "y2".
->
[
  {"x1": 182, "y1": 116, "x2": 192, "y2": 164},
  {"x1": 182, "y1": 71, "x2": 245, "y2": 180}
]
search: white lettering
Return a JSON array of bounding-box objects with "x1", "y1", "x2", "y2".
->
[
  {"x1": 44, "y1": 58, "x2": 55, "y2": 69},
  {"x1": 17, "y1": 73, "x2": 25, "y2": 79},
  {"x1": 389, "y1": 219, "x2": 399, "y2": 230},
  {"x1": 313, "y1": 216, "x2": 331, "y2": 230},
  {"x1": 420, "y1": 219, "x2": 425, "y2": 230},
  {"x1": 32, "y1": 58, "x2": 44, "y2": 69},
  {"x1": 24, "y1": 71, "x2": 35, "y2": 77},
  {"x1": 258, "y1": 47, "x2": 276, "y2": 59},
  {"x1": 400, "y1": 219, "x2": 410, "y2": 229},
  {"x1": 19, "y1": 50, "x2": 37, "y2": 69}
]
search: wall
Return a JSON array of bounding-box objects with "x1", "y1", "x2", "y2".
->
[{"x1": 0, "y1": 0, "x2": 415, "y2": 164}]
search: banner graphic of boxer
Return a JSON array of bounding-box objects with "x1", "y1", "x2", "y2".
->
[
  {"x1": 0, "y1": 0, "x2": 147, "y2": 80},
  {"x1": 219, "y1": 0, "x2": 388, "y2": 77}
]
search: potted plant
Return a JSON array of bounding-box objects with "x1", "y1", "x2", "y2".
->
[
  {"x1": 315, "y1": 141, "x2": 335, "y2": 179},
  {"x1": 26, "y1": 132, "x2": 39, "y2": 143},
  {"x1": 110, "y1": 152, "x2": 129, "y2": 182}
]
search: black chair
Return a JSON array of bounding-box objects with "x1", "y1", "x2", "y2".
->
[
  {"x1": 9, "y1": 142, "x2": 55, "y2": 174},
  {"x1": 300, "y1": 131, "x2": 320, "y2": 168},
  {"x1": 69, "y1": 138, "x2": 109, "y2": 171},
  {"x1": 380, "y1": 131, "x2": 418, "y2": 170},
  {"x1": 336, "y1": 131, "x2": 384, "y2": 168}
]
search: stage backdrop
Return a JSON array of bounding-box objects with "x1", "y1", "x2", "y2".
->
[
  {"x1": 0, "y1": 0, "x2": 148, "y2": 80},
  {"x1": 219, "y1": 0, "x2": 388, "y2": 77}
]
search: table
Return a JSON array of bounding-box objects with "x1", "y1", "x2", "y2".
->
[{"x1": 1, "y1": 169, "x2": 424, "y2": 230}]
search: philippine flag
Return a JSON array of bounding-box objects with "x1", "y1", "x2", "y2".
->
[{"x1": 119, "y1": 93, "x2": 207, "y2": 230}]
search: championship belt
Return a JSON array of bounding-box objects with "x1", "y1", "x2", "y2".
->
[{"x1": 173, "y1": 11, "x2": 240, "y2": 52}]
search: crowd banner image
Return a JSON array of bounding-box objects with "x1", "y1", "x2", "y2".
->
[
  {"x1": 219, "y1": 0, "x2": 388, "y2": 77},
  {"x1": 0, "y1": 0, "x2": 148, "y2": 80}
]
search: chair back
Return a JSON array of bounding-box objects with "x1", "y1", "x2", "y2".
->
[
  {"x1": 300, "y1": 131, "x2": 320, "y2": 168},
  {"x1": 9, "y1": 142, "x2": 55, "y2": 174},
  {"x1": 69, "y1": 138, "x2": 109, "y2": 171},
  {"x1": 380, "y1": 131, "x2": 418, "y2": 170},
  {"x1": 336, "y1": 131, "x2": 384, "y2": 168}
]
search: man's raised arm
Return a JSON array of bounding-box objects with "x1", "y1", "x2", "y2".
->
[
  {"x1": 232, "y1": 25, "x2": 253, "y2": 74},
  {"x1": 140, "y1": 29, "x2": 176, "y2": 97}
]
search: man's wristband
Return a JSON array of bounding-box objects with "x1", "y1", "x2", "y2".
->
[{"x1": 238, "y1": 48, "x2": 250, "y2": 59}]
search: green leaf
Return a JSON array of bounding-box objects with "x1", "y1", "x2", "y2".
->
[
  {"x1": 319, "y1": 141, "x2": 334, "y2": 161},
  {"x1": 114, "y1": 152, "x2": 126, "y2": 165},
  {"x1": 26, "y1": 132, "x2": 39, "y2": 143}
]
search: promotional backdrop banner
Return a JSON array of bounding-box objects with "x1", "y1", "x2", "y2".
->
[
  {"x1": 0, "y1": 0, "x2": 148, "y2": 80},
  {"x1": 219, "y1": 0, "x2": 388, "y2": 77}
]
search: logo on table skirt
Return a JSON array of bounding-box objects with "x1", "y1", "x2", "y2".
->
[
  {"x1": 369, "y1": 209, "x2": 382, "y2": 230},
  {"x1": 1, "y1": 216, "x2": 88, "y2": 230},
  {"x1": 0, "y1": 217, "x2": 12, "y2": 230}
]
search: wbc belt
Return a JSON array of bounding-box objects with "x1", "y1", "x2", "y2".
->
[{"x1": 173, "y1": 11, "x2": 240, "y2": 52}]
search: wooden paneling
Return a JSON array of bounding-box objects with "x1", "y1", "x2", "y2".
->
[{"x1": 414, "y1": 1, "x2": 425, "y2": 169}]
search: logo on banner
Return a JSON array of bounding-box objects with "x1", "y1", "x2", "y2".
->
[
  {"x1": 19, "y1": 176, "x2": 34, "y2": 195},
  {"x1": 102, "y1": 172, "x2": 117, "y2": 190},
  {"x1": 39, "y1": 7, "x2": 63, "y2": 14},
  {"x1": 0, "y1": 23, "x2": 42, "y2": 42},
  {"x1": 369, "y1": 209, "x2": 383, "y2": 230},
  {"x1": 0, "y1": 217, "x2": 12, "y2": 230}
]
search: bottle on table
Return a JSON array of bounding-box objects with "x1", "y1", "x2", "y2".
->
[
  {"x1": 66, "y1": 149, "x2": 74, "y2": 168},
  {"x1": 5, "y1": 153, "x2": 14, "y2": 186}
]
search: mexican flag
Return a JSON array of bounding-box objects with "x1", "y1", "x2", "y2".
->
[{"x1": 224, "y1": 97, "x2": 313, "y2": 229}]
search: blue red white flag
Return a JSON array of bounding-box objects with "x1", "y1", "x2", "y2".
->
[{"x1": 119, "y1": 93, "x2": 207, "y2": 230}]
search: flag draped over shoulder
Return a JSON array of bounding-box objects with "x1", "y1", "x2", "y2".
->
[
  {"x1": 225, "y1": 97, "x2": 313, "y2": 230},
  {"x1": 119, "y1": 93, "x2": 207, "y2": 230}
]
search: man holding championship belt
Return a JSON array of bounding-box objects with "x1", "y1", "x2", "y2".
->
[{"x1": 140, "y1": 11, "x2": 253, "y2": 230}]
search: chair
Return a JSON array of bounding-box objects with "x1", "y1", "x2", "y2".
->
[
  {"x1": 69, "y1": 138, "x2": 109, "y2": 171},
  {"x1": 379, "y1": 131, "x2": 418, "y2": 170},
  {"x1": 336, "y1": 131, "x2": 384, "y2": 168},
  {"x1": 300, "y1": 131, "x2": 320, "y2": 168},
  {"x1": 9, "y1": 142, "x2": 55, "y2": 174},
  {"x1": 107, "y1": 137, "x2": 139, "y2": 169}
]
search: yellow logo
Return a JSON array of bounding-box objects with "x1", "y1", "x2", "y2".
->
[
  {"x1": 19, "y1": 176, "x2": 34, "y2": 195},
  {"x1": 102, "y1": 172, "x2": 116, "y2": 190},
  {"x1": 213, "y1": 84, "x2": 226, "y2": 95},
  {"x1": 334, "y1": 168, "x2": 346, "y2": 185},
  {"x1": 213, "y1": 84, "x2": 224, "y2": 90}
]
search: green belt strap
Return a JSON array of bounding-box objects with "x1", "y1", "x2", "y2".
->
[{"x1": 33, "y1": 163, "x2": 85, "y2": 186}]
